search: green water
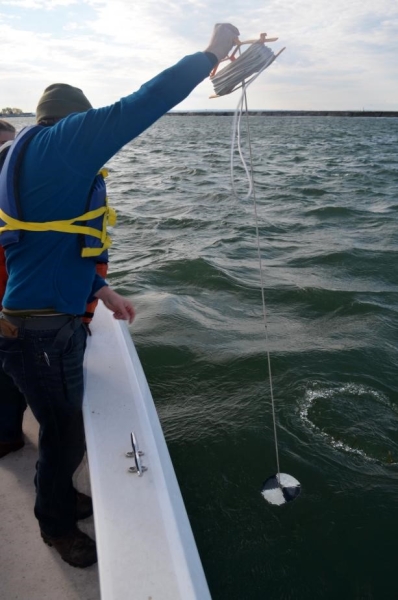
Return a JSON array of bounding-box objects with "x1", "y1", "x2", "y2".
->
[{"x1": 122, "y1": 116, "x2": 398, "y2": 600}]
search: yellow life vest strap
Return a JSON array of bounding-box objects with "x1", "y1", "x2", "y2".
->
[
  {"x1": 0, "y1": 206, "x2": 107, "y2": 238},
  {"x1": 0, "y1": 167, "x2": 117, "y2": 257},
  {"x1": 0, "y1": 204, "x2": 117, "y2": 257}
]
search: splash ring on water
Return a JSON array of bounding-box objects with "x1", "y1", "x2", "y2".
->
[{"x1": 298, "y1": 383, "x2": 398, "y2": 464}]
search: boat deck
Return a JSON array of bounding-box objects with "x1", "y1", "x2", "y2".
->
[{"x1": 0, "y1": 408, "x2": 100, "y2": 600}]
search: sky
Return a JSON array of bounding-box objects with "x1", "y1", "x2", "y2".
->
[{"x1": 1, "y1": 0, "x2": 398, "y2": 113}]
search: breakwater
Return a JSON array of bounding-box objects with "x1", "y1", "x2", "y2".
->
[
  {"x1": 2, "y1": 111, "x2": 397, "y2": 119},
  {"x1": 0, "y1": 113, "x2": 34, "y2": 118},
  {"x1": 168, "y1": 110, "x2": 398, "y2": 117}
]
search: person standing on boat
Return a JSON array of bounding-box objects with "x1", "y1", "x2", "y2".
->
[
  {"x1": 0, "y1": 119, "x2": 16, "y2": 147},
  {"x1": 0, "y1": 121, "x2": 28, "y2": 459},
  {"x1": 0, "y1": 23, "x2": 240, "y2": 569},
  {"x1": 0, "y1": 121, "x2": 109, "y2": 459}
]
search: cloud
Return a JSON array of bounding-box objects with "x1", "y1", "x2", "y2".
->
[{"x1": 1, "y1": 0, "x2": 397, "y2": 111}]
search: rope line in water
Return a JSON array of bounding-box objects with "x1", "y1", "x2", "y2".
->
[
  {"x1": 232, "y1": 73, "x2": 282, "y2": 483},
  {"x1": 216, "y1": 40, "x2": 299, "y2": 502}
]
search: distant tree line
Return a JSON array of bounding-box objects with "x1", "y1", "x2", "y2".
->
[{"x1": 1, "y1": 107, "x2": 24, "y2": 115}]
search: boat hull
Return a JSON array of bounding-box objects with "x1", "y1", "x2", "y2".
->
[{"x1": 83, "y1": 302, "x2": 211, "y2": 599}]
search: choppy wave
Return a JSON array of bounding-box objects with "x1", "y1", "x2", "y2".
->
[{"x1": 111, "y1": 116, "x2": 398, "y2": 600}]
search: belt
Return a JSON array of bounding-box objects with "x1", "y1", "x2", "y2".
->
[
  {"x1": 1, "y1": 313, "x2": 82, "y2": 351},
  {"x1": 2, "y1": 313, "x2": 77, "y2": 330}
]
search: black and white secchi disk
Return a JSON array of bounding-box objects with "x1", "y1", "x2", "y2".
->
[{"x1": 261, "y1": 473, "x2": 301, "y2": 506}]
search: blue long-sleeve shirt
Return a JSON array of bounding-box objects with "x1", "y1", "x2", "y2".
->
[{"x1": 3, "y1": 51, "x2": 216, "y2": 314}]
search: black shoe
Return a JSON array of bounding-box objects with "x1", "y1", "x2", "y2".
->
[
  {"x1": 0, "y1": 436, "x2": 24, "y2": 459},
  {"x1": 41, "y1": 527, "x2": 97, "y2": 568},
  {"x1": 75, "y1": 491, "x2": 93, "y2": 520}
]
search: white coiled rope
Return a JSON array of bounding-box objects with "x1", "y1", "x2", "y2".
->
[{"x1": 211, "y1": 42, "x2": 276, "y2": 97}]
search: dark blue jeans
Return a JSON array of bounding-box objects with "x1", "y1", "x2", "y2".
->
[
  {"x1": 0, "y1": 363, "x2": 27, "y2": 441},
  {"x1": 0, "y1": 319, "x2": 87, "y2": 537}
]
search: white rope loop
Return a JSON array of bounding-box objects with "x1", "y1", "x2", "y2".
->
[{"x1": 228, "y1": 45, "x2": 282, "y2": 201}]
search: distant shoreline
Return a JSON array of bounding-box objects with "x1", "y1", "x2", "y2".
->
[
  {"x1": 168, "y1": 110, "x2": 398, "y2": 117},
  {"x1": 2, "y1": 110, "x2": 397, "y2": 119},
  {"x1": 0, "y1": 113, "x2": 34, "y2": 118}
]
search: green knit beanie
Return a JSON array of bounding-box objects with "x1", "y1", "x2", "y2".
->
[{"x1": 36, "y1": 83, "x2": 92, "y2": 122}]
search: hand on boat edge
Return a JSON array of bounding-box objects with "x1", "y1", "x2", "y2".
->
[{"x1": 95, "y1": 286, "x2": 135, "y2": 324}]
